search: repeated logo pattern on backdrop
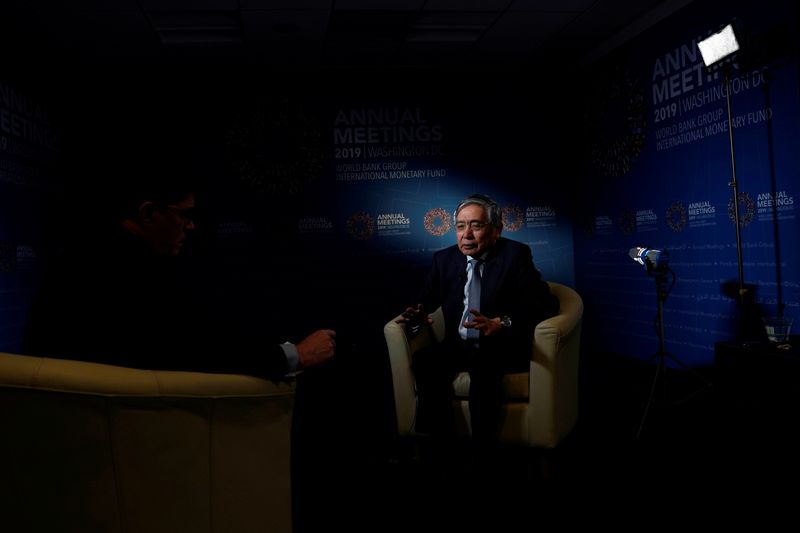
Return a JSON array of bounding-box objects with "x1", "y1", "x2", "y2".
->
[
  {"x1": 295, "y1": 103, "x2": 575, "y2": 287},
  {"x1": 0, "y1": 81, "x2": 60, "y2": 352},
  {"x1": 575, "y1": 0, "x2": 799, "y2": 365}
]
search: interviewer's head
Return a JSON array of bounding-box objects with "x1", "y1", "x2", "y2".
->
[{"x1": 110, "y1": 153, "x2": 200, "y2": 257}]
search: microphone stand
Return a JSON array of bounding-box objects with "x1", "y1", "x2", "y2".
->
[{"x1": 636, "y1": 262, "x2": 713, "y2": 440}]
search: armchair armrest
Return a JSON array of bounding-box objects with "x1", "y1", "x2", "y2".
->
[{"x1": 384, "y1": 308, "x2": 444, "y2": 434}]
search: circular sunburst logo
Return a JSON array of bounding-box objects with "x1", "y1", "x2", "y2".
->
[
  {"x1": 586, "y1": 68, "x2": 647, "y2": 179},
  {"x1": 346, "y1": 211, "x2": 375, "y2": 240},
  {"x1": 226, "y1": 97, "x2": 323, "y2": 197},
  {"x1": 501, "y1": 205, "x2": 524, "y2": 232},
  {"x1": 666, "y1": 202, "x2": 687, "y2": 232},
  {"x1": 424, "y1": 208, "x2": 451, "y2": 236},
  {"x1": 728, "y1": 192, "x2": 755, "y2": 227}
]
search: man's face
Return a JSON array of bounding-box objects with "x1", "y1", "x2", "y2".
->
[
  {"x1": 455, "y1": 203, "x2": 501, "y2": 257},
  {"x1": 150, "y1": 193, "x2": 196, "y2": 256}
]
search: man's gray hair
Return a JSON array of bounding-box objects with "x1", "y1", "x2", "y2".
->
[{"x1": 454, "y1": 194, "x2": 502, "y2": 227}]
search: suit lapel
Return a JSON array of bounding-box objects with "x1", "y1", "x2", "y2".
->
[
  {"x1": 446, "y1": 248, "x2": 467, "y2": 309},
  {"x1": 481, "y1": 239, "x2": 508, "y2": 308},
  {"x1": 442, "y1": 239, "x2": 509, "y2": 315}
]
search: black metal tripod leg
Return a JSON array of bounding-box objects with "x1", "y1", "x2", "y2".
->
[{"x1": 637, "y1": 355, "x2": 664, "y2": 439}]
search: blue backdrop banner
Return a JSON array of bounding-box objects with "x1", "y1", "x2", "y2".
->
[{"x1": 575, "y1": 0, "x2": 799, "y2": 366}]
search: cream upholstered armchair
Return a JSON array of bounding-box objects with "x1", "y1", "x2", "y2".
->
[
  {"x1": 0, "y1": 352, "x2": 295, "y2": 533},
  {"x1": 384, "y1": 281, "x2": 582, "y2": 448}
]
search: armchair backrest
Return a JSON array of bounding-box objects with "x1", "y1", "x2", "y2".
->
[
  {"x1": 0, "y1": 352, "x2": 295, "y2": 533},
  {"x1": 527, "y1": 281, "x2": 583, "y2": 446}
]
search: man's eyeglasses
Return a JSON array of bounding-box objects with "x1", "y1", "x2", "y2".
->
[{"x1": 455, "y1": 221, "x2": 489, "y2": 232}]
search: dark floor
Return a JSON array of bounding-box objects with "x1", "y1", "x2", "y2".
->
[{"x1": 290, "y1": 345, "x2": 800, "y2": 531}]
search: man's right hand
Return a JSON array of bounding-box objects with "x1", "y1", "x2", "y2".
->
[
  {"x1": 397, "y1": 304, "x2": 433, "y2": 325},
  {"x1": 296, "y1": 329, "x2": 336, "y2": 369},
  {"x1": 397, "y1": 304, "x2": 433, "y2": 337}
]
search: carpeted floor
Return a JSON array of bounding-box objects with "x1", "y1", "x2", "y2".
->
[{"x1": 290, "y1": 347, "x2": 800, "y2": 531}]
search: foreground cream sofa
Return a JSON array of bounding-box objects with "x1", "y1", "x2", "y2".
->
[
  {"x1": 384, "y1": 281, "x2": 582, "y2": 448},
  {"x1": 0, "y1": 352, "x2": 295, "y2": 533}
]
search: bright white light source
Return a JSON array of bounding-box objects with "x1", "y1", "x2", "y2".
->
[{"x1": 698, "y1": 24, "x2": 740, "y2": 67}]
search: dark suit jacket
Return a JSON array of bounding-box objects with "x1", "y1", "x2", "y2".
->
[
  {"x1": 419, "y1": 237, "x2": 557, "y2": 370},
  {"x1": 23, "y1": 224, "x2": 290, "y2": 380}
]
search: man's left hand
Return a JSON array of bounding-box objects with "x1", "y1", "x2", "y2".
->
[{"x1": 464, "y1": 309, "x2": 502, "y2": 337}]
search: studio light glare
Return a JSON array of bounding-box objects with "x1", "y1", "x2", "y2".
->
[{"x1": 698, "y1": 23, "x2": 740, "y2": 67}]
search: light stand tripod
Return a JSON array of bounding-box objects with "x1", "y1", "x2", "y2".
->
[
  {"x1": 636, "y1": 259, "x2": 713, "y2": 440},
  {"x1": 698, "y1": 24, "x2": 749, "y2": 305},
  {"x1": 723, "y1": 68, "x2": 749, "y2": 306}
]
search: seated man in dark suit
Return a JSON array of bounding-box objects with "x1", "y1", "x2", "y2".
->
[
  {"x1": 402, "y1": 193, "x2": 558, "y2": 444},
  {"x1": 23, "y1": 161, "x2": 335, "y2": 379}
]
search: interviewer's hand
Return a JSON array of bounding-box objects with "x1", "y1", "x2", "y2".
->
[{"x1": 297, "y1": 329, "x2": 336, "y2": 369}]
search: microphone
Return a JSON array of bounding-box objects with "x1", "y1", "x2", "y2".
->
[
  {"x1": 628, "y1": 247, "x2": 647, "y2": 264},
  {"x1": 629, "y1": 247, "x2": 669, "y2": 270}
]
